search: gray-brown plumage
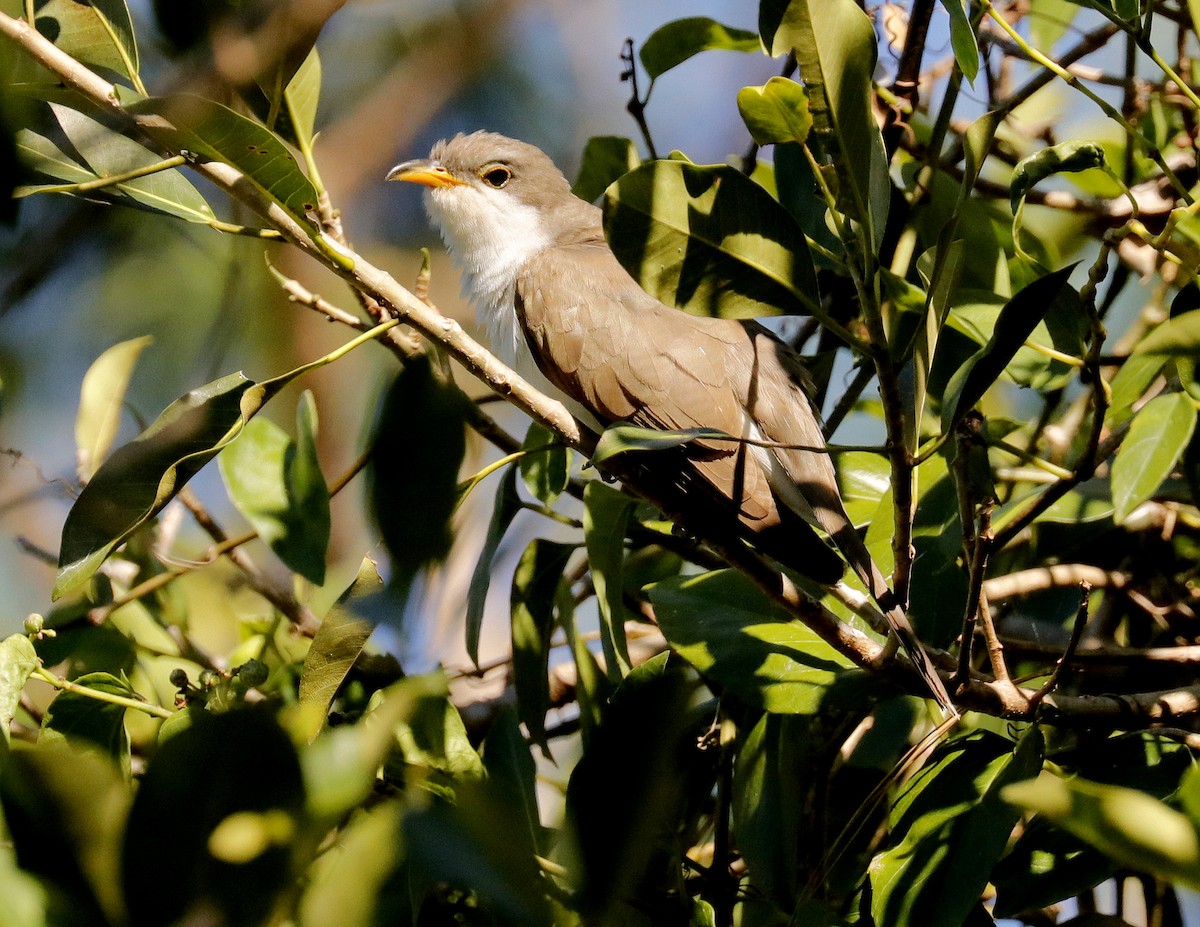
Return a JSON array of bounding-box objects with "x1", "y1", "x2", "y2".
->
[{"x1": 388, "y1": 131, "x2": 954, "y2": 714}]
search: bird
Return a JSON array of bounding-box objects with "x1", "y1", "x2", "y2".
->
[{"x1": 387, "y1": 131, "x2": 954, "y2": 714}]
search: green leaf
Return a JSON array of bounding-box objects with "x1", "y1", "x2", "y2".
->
[
  {"x1": 465, "y1": 466, "x2": 522, "y2": 667},
  {"x1": 992, "y1": 818, "x2": 1115, "y2": 918},
  {"x1": 283, "y1": 45, "x2": 321, "y2": 151},
  {"x1": 17, "y1": 105, "x2": 215, "y2": 223},
  {"x1": 519, "y1": 420, "x2": 571, "y2": 504},
  {"x1": 737, "y1": 76, "x2": 813, "y2": 146},
  {"x1": 939, "y1": 0, "x2": 980, "y2": 83},
  {"x1": 0, "y1": 634, "x2": 38, "y2": 750},
  {"x1": 368, "y1": 355, "x2": 468, "y2": 596},
  {"x1": 1136, "y1": 307, "x2": 1200, "y2": 356},
  {"x1": 1010, "y1": 141, "x2": 1108, "y2": 213},
  {"x1": 298, "y1": 557, "x2": 382, "y2": 714},
  {"x1": 648, "y1": 570, "x2": 861, "y2": 713},
  {"x1": 835, "y1": 451, "x2": 892, "y2": 524},
  {"x1": 583, "y1": 481, "x2": 634, "y2": 679},
  {"x1": 33, "y1": 0, "x2": 139, "y2": 83},
  {"x1": 219, "y1": 392, "x2": 330, "y2": 585},
  {"x1": 510, "y1": 539, "x2": 573, "y2": 755},
  {"x1": 769, "y1": 0, "x2": 890, "y2": 248},
  {"x1": 389, "y1": 689, "x2": 483, "y2": 783},
  {"x1": 74, "y1": 335, "x2": 153, "y2": 482},
  {"x1": 56, "y1": 371, "x2": 258, "y2": 599},
  {"x1": 1003, "y1": 774, "x2": 1200, "y2": 890},
  {"x1": 1111, "y1": 392, "x2": 1197, "y2": 523},
  {"x1": 872, "y1": 729, "x2": 1044, "y2": 927},
  {"x1": 298, "y1": 801, "x2": 407, "y2": 927},
  {"x1": 40, "y1": 671, "x2": 134, "y2": 773},
  {"x1": 0, "y1": 744, "x2": 128, "y2": 924},
  {"x1": 593, "y1": 423, "x2": 730, "y2": 464},
  {"x1": 941, "y1": 266, "x2": 1079, "y2": 432},
  {"x1": 572, "y1": 135, "x2": 639, "y2": 203},
  {"x1": 123, "y1": 708, "x2": 305, "y2": 927},
  {"x1": 604, "y1": 159, "x2": 820, "y2": 319},
  {"x1": 128, "y1": 94, "x2": 320, "y2": 231},
  {"x1": 482, "y1": 708, "x2": 543, "y2": 856},
  {"x1": 638, "y1": 17, "x2": 760, "y2": 79},
  {"x1": 57, "y1": 324, "x2": 391, "y2": 599}
]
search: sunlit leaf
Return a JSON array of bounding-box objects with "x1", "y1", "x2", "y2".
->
[
  {"x1": 768, "y1": 0, "x2": 890, "y2": 247},
  {"x1": 648, "y1": 569, "x2": 860, "y2": 713},
  {"x1": 639, "y1": 17, "x2": 760, "y2": 79},
  {"x1": 284, "y1": 45, "x2": 321, "y2": 150},
  {"x1": 298, "y1": 558, "x2": 382, "y2": 715},
  {"x1": 593, "y1": 423, "x2": 730, "y2": 464},
  {"x1": 18, "y1": 105, "x2": 214, "y2": 223},
  {"x1": 0, "y1": 634, "x2": 38, "y2": 750},
  {"x1": 75, "y1": 336, "x2": 153, "y2": 482},
  {"x1": 1111, "y1": 392, "x2": 1197, "y2": 523},
  {"x1": 33, "y1": 0, "x2": 139, "y2": 83},
  {"x1": 939, "y1": 0, "x2": 979, "y2": 82},
  {"x1": 872, "y1": 729, "x2": 1043, "y2": 927},
  {"x1": 128, "y1": 94, "x2": 319, "y2": 231},
  {"x1": 737, "y1": 77, "x2": 812, "y2": 146},
  {"x1": 583, "y1": 481, "x2": 634, "y2": 679},
  {"x1": 519, "y1": 420, "x2": 571, "y2": 504},
  {"x1": 1003, "y1": 773, "x2": 1200, "y2": 890},
  {"x1": 604, "y1": 160, "x2": 819, "y2": 318}
]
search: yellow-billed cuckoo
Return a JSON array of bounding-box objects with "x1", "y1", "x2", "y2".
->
[{"x1": 387, "y1": 131, "x2": 954, "y2": 713}]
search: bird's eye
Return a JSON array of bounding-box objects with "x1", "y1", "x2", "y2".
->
[{"x1": 481, "y1": 165, "x2": 512, "y2": 188}]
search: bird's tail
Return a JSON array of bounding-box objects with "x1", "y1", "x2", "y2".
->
[{"x1": 826, "y1": 520, "x2": 957, "y2": 716}]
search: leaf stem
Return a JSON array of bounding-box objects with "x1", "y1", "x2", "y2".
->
[{"x1": 32, "y1": 666, "x2": 173, "y2": 718}]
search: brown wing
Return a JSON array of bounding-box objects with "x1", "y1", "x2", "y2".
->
[{"x1": 515, "y1": 241, "x2": 782, "y2": 525}]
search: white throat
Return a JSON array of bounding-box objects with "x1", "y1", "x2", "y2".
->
[{"x1": 424, "y1": 185, "x2": 553, "y2": 367}]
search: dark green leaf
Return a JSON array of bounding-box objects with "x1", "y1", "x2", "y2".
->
[
  {"x1": 604, "y1": 160, "x2": 820, "y2": 319},
  {"x1": 583, "y1": 481, "x2": 635, "y2": 679},
  {"x1": 219, "y1": 392, "x2": 330, "y2": 585},
  {"x1": 0, "y1": 743, "x2": 128, "y2": 924},
  {"x1": 465, "y1": 465, "x2": 522, "y2": 666},
  {"x1": 123, "y1": 708, "x2": 306, "y2": 927},
  {"x1": 298, "y1": 557, "x2": 382, "y2": 714},
  {"x1": 510, "y1": 539, "x2": 573, "y2": 755},
  {"x1": 565, "y1": 654, "x2": 700, "y2": 923},
  {"x1": 737, "y1": 77, "x2": 812, "y2": 146},
  {"x1": 128, "y1": 94, "x2": 320, "y2": 231},
  {"x1": 939, "y1": 0, "x2": 980, "y2": 83},
  {"x1": 638, "y1": 17, "x2": 760, "y2": 79},
  {"x1": 872, "y1": 729, "x2": 1044, "y2": 927},
  {"x1": 390, "y1": 690, "x2": 483, "y2": 782},
  {"x1": 33, "y1": 0, "x2": 139, "y2": 82},
  {"x1": 769, "y1": 0, "x2": 890, "y2": 247},
  {"x1": 573, "y1": 135, "x2": 639, "y2": 203},
  {"x1": 403, "y1": 778, "x2": 553, "y2": 926},
  {"x1": 56, "y1": 372, "x2": 258, "y2": 599},
  {"x1": 1003, "y1": 774, "x2": 1200, "y2": 890},
  {"x1": 992, "y1": 819, "x2": 1115, "y2": 918},
  {"x1": 941, "y1": 266, "x2": 1079, "y2": 432},
  {"x1": 39, "y1": 671, "x2": 133, "y2": 773},
  {"x1": 648, "y1": 570, "x2": 860, "y2": 713},
  {"x1": 1010, "y1": 142, "x2": 1107, "y2": 213},
  {"x1": 519, "y1": 420, "x2": 571, "y2": 504},
  {"x1": 0, "y1": 634, "x2": 38, "y2": 750},
  {"x1": 1111, "y1": 392, "x2": 1197, "y2": 523},
  {"x1": 482, "y1": 708, "x2": 543, "y2": 855},
  {"x1": 368, "y1": 355, "x2": 468, "y2": 596},
  {"x1": 593, "y1": 423, "x2": 730, "y2": 465}
]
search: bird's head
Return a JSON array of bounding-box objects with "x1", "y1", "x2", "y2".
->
[{"x1": 387, "y1": 131, "x2": 584, "y2": 273}]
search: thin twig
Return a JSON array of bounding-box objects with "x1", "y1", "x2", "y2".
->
[{"x1": 1028, "y1": 583, "x2": 1092, "y2": 710}]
